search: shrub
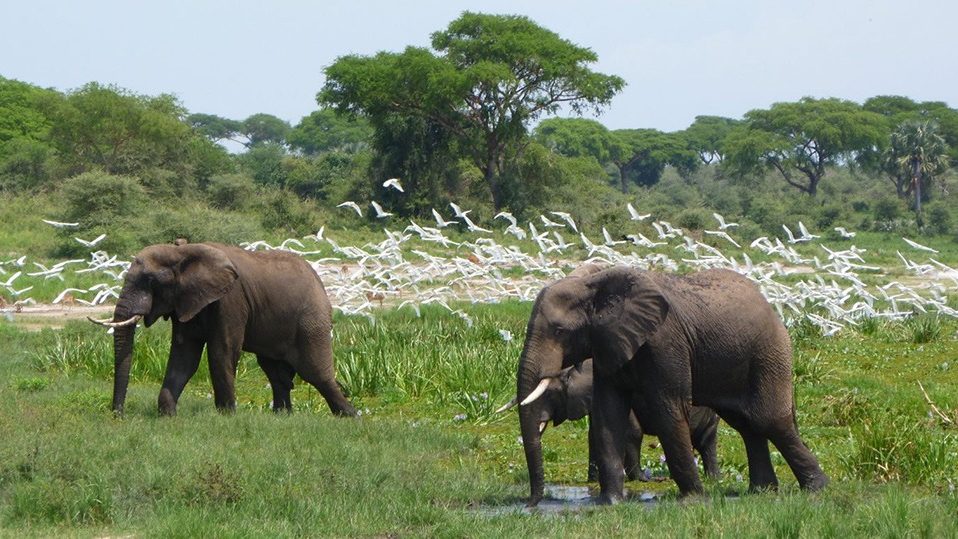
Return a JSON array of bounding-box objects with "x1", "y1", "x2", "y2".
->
[
  {"x1": 60, "y1": 171, "x2": 147, "y2": 228},
  {"x1": 925, "y1": 202, "x2": 952, "y2": 235},
  {"x1": 874, "y1": 196, "x2": 903, "y2": 221},
  {"x1": 675, "y1": 207, "x2": 711, "y2": 231},
  {"x1": 207, "y1": 173, "x2": 256, "y2": 210}
]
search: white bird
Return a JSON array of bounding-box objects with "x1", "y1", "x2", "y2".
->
[
  {"x1": 370, "y1": 201, "x2": 393, "y2": 219},
  {"x1": 498, "y1": 329, "x2": 513, "y2": 342},
  {"x1": 337, "y1": 201, "x2": 363, "y2": 217},
  {"x1": 902, "y1": 237, "x2": 939, "y2": 254},
  {"x1": 42, "y1": 219, "x2": 79, "y2": 228},
  {"x1": 1, "y1": 271, "x2": 22, "y2": 287},
  {"x1": 712, "y1": 212, "x2": 739, "y2": 230},
  {"x1": 382, "y1": 178, "x2": 404, "y2": 192},
  {"x1": 798, "y1": 221, "x2": 820, "y2": 241},
  {"x1": 53, "y1": 288, "x2": 88, "y2": 304},
  {"x1": 75, "y1": 234, "x2": 107, "y2": 248},
  {"x1": 834, "y1": 227, "x2": 856, "y2": 239},
  {"x1": 627, "y1": 202, "x2": 651, "y2": 221},
  {"x1": 494, "y1": 211, "x2": 517, "y2": 226},
  {"x1": 449, "y1": 202, "x2": 471, "y2": 219},
  {"x1": 602, "y1": 227, "x2": 625, "y2": 247},
  {"x1": 704, "y1": 229, "x2": 742, "y2": 248},
  {"x1": 539, "y1": 214, "x2": 564, "y2": 228},
  {"x1": 461, "y1": 213, "x2": 491, "y2": 233},
  {"x1": 432, "y1": 208, "x2": 457, "y2": 228},
  {"x1": 549, "y1": 211, "x2": 578, "y2": 232}
]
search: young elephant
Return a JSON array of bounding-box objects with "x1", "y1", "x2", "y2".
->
[
  {"x1": 506, "y1": 358, "x2": 720, "y2": 483},
  {"x1": 90, "y1": 242, "x2": 357, "y2": 417}
]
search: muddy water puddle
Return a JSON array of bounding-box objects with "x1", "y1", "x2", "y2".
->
[{"x1": 474, "y1": 484, "x2": 661, "y2": 517}]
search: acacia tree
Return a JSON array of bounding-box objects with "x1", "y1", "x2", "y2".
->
[
  {"x1": 724, "y1": 97, "x2": 887, "y2": 195},
  {"x1": 612, "y1": 129, "x2": 697, "y2": 191},
  {"x1": 320, "y1": 12, "x2": 624, "y2": 211},
  {"x1": 681, "y1": 115, "x2": 739, "y2": 165}
]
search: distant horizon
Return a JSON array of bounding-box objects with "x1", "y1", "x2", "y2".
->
[{"x1": 4, "y1": 1, "x2": 957, "y2": 132}]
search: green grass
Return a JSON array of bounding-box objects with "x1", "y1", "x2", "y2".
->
[{"x1": 2, "y1": 305, "x2": 958, "y2": 536}]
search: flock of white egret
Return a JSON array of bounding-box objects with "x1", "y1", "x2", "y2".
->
[{"x1": 3, "y1": 198, "x2": 957, "y2": 337}]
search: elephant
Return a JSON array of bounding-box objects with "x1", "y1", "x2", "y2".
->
[
  {"x1": 514, "y1": 264, "x2": 828, "y2": 506},
  {"x1": 501, "y1": 358, "x2": 720, "y2": 484},
  {"x1": 90, "y1": 242, "x2": 357, "y2": 417}
]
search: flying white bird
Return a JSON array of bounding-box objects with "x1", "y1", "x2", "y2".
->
[
  {"x1": 449, "y1": 202, "x2": 471, "y2": 219},
  {"x1": 382, "y1": 178, "x2": 404, "y2": 192},
  {"x1": 602, "y1": 227, "x2": 625, "y2": 247},
  {"x1": 549, "y1": 211, "x2": 578, "y2": 232},
  {"x1": 834, "y1": 227, "x2": 857, "y2": 239},
  {"x1": 704, "y1": 229, "x2": 742, "y2": 248},
  {"x1": 712, "y1": 212, "x2": 739, "y2": 230},
  {"x1": 370, "y1": 201, "x2": 393, "y2": 219},
  {"x1": 432, "y1": 208, "x2": 456, "y2": 228},
  {"x1": 337, "y1": 201, "x2": 363, "y2": 217},
  {"x1": 902, "y1": 237, "x2": 939, "y2": 254},
  {"x1": 75, "y1": 234, "x2": 107, "y2": 248},
  {"x1": 461, "y1": 213, "x2": 490, "y2": 233},
  {"x1": 627, "y1": 202, "x2": 651, "y2": 221},
  {"x1": 42, "y1": 219, "x2": 79, "y2": 228},
  {"x1": 494, "y1": 211, "x2": 518, "y2": 226},
  {"x1": 539, "y1": 214, "x2": 564, "y2": 228},
  {"x1": 798, "y1": 221, "x2": 820, "y2": 241}
]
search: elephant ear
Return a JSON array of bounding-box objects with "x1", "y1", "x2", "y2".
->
[
  {"x1": 586, "y1": 267, "x2": 669, "y2": 377},
  {"x1": 174, "y1": 244, "x2": 239, "y2": 323}
]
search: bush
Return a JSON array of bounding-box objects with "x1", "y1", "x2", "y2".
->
[
  {"x1": 254, "y1": 188, "x2": 320, "y2": 234},
  {"x1": 60, "y1": 171, "x2": 147, "y2": 228},
  {"x1": 207, "y1": 173, "x2": 256, "y2": 210},
  {"x1": 874, "y1": 196, "x2": 903, "y2": 221},
  {"x1": 925, "y1": 202, "x2": 952, "y2": 235},
  {"x1": 675, "y1": 207, "x2": 711, "y2": 231}
]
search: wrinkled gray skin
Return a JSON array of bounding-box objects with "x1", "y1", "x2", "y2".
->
[
  {"x1": 516, "y1": 264, "x2": 828, "y2": 506},
  {"x1": 526, "y1": 359, "x2": 720, "y2": 483},
  {"x1": 108, "y1": 242, "x2": 357, "y2": 417}
]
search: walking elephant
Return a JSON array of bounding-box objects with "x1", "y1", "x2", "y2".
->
[
  {"x1": 90, "y1": 242, "x2": 357, "y2": 417},
  {"x1": 498, "y1": 358, "x2": 720, "y2": 483},
  {"x1": 514, "y1": 264, "x2": 827, "y2": 505}
]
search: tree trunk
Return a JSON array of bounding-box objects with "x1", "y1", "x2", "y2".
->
[{"x1": 912, "y1": 157, "x2": 923, "y2": 228}]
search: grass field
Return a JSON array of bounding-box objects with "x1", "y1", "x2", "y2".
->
[{"x1": 2, "y1": 300, "x2": 958, "y2": 537}]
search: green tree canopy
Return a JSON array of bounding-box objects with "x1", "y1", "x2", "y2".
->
[
  {"x1": 612, "y1": 129, "x2": 698, "y2": 191},
  {"x1": 884, "y1": 120, "x2": 950, "y2": 225},
  {"x1": 187, "y1": 113, "x2": 243, "y2": 144},
  {"x1": 681, "y1": 115, "x2": 739, "y2": 165},
  {"x1": 320, "y1": 11, "x2": 624, "y2": 211},
  {"x1": 533, "y1": 117, "x2": 626, "y2": 166},
  {"x1": 241, "y1": 113, "x2": 290, "y2": 147},
  {"x1": 287, "y1": 109, "x2": 372, "y2": 155},
  {"x1": 724, "y1": 97, "x2": 887, "y2": 195}
]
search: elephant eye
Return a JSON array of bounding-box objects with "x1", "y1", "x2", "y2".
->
[{"x1": 552, "y1": 326, "x2": 566, "y2": 337}]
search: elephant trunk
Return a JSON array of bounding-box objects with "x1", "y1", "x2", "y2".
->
[
  {"x1": 516, "y1": 334, "x2": 556, "y2": 507},
  {"x1": 110, "y1": 301, "x2": 136, "y2": 414}
]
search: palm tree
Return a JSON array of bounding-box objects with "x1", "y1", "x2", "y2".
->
[{"x1": 884, "y1": 120, "x2": 950, "y2": 228}]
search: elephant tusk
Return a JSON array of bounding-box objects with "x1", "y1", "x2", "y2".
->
[
  {"x1": 87, "y1": 315, "x2": 142, "y2": 328},
  {"x1": 520, "y1": 378, "x2": 552, "y2": 407},
  {"x1": 538, "y1": 421, "x2": 548, "y2": 434},
  {"x1": 494, "y1": 397, "x2": 518, "y2": 414}
]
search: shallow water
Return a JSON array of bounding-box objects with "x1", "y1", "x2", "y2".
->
[{"x1": 474, "y1": 484, "x2": 661, "y2": 516}]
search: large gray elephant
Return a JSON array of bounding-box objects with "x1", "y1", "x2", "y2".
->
[
  {"x1": 502, "y1": 358, "x2": 720, "y2": 483},
  {"x1": 90, "y1": 242, "x2": 357, "y2": 417},
  {"x1": 514, "y1": 264, "x2": 827, "y2": 505}
]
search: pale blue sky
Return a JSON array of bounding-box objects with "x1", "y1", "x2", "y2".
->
[{"x1": 4, "y1": 0, "x2": 956, "y2": 131}]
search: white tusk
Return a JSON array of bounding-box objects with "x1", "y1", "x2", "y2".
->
[
  {"x1": 87, "y1": 315, "x2": 141, "y2": 328},
  {"x1": 494, "y1": 397, "x2": 518, "y2": 414},
  {"x1": 519, "y1": 378, "x2": 552, "y2": 407},
  {"x1": 538, "y1": 421, "x2": 548, "y2": 434}
]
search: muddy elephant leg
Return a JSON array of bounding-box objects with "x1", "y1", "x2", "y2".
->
[
  {"x1": 257, "y1": 356, "x2": 296, "y2": 412},
  {"x1": 592, "y1": 377, "x2": 631, "y2": 504},
  {"x1": 295, "y1": 323, "x2": 357, "y2": 417},
  {"x1": 624, "y1": 413, "x2": 644, "y2": 481},
  {"x1": 765, "y1": 418, "x2": 829, "y2": 491},
  {"x1": 157, "y1": 329, "x2": 204, "y2": 416}
]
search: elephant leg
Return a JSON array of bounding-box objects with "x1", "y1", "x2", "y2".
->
[
  {"x1": 692, "y1": 415, "x2": 721, "y2": 479},
  {"x1": 764, "y1": 418, "x2": 829, "y2": 491},
  {"x1": 257, "y1": 356, "x2": 295, "y2": 412},
  {"x1": 624, "y1": 413, "x2": 644, "y2": 481},
  {"x1": 158, "y1": 331, "x2": 204, "y2": 416},
  {"x1": 742, "y1": 429, "x2": 778, "y2": 492},
  {"x1": 206, "y1": 335, "x2": 242, "y2": 413},
  {"x1": 591, "y1": 377, "x2": 631, "y2": 504},
  {"x1": 587, "y1": 417, "x2": 599, "y2": 482},
  {"x1": 654, "y1": 410, "x2": 704, "y2": 496},
  {"x1": 295, "y1": 323, "x2": 357, "y2": 417}
]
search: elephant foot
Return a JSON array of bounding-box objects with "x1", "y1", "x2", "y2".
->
[
  {"x1": 333, "y1": 405, "x2": 360, "y2": 418},
  {"x1": 158, "y1": 389, "x2": 177, "y2": 416},
  {"x1": 596, "y1": 491, "x2": 623, "y2": 505},
  {"x1": 800, "y1": 471, "x2": 829, "y2": 492}
]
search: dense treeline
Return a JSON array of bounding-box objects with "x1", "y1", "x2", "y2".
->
[{"x1": 2, "y1": 12, "x2": 957, "y2": 257}]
